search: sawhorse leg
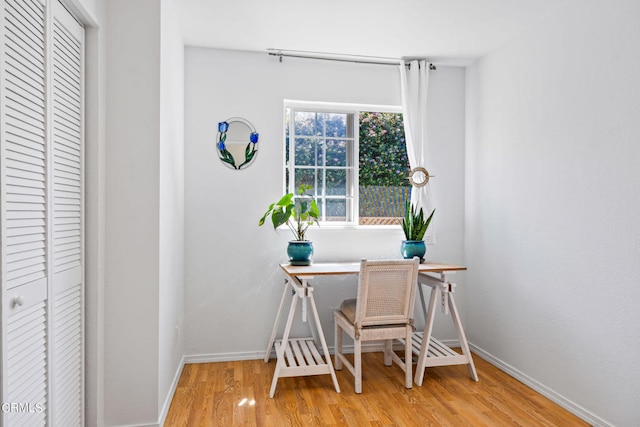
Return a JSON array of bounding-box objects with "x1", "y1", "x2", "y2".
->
[
  {"x1": 414, "y1": 273, "x2": 478, "y2": 386},
  {"x1": 447, "y1": 290, "x2": 478, "y2": 382},
  {"x1": 307, "y1": 286, "x2": 340, "y2": 393},
  {"x1": 264, "y1": 279, "x2": 291, "y2": 362},
  {"x1": 266, "y1": 276, "x2": 340, "y2": 398},
  {"x1": 269, "y1": 286, "x2": 300, "y2": 397},
  {"x1": 414, "y1": 280, "x2": 439, "y2": 386}
]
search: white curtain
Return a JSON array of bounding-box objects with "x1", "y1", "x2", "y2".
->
[{"x1": 399, "y1": 59, "x2": 435, "y2": 242}]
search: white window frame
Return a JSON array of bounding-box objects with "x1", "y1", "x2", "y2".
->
[{"x1": 284, "y1": 100, "x2": 404, "y2": 227}]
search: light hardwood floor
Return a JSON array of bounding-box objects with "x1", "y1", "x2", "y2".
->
[{"x1": 165, "y1": 351, "x2": 588, "y2": 426}]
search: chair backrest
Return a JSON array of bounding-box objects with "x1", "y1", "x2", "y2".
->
[{"x1": 354, "y1": 258, "x2": 420, "y2": 327}]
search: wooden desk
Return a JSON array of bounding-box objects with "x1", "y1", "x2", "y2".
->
[{"x1": 264, "y1": 261, "x2": 478, "y2": 397}]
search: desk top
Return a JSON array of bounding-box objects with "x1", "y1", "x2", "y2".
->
[{"x1": 280, "y1": 261, "x2": 466, "y2": 277}]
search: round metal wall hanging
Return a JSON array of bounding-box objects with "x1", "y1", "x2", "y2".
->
[
  {"x1": 216, "y1": 117, "x2": 259, "y2": 170},
  {"x1": 408, "y1": 167, "x2": 434, "y2": 187}
]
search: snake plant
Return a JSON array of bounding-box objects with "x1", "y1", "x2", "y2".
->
[{"x1": 401, "y1": 201, "x2": 435, "y2": 241}]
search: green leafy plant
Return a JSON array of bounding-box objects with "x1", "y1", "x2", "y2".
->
[
  {"x1": 259, "y1": 184, "x2": 320, "y2": 241},
  {"x1": 401, "y1": 201, "x2": 435, "y2": 241}
]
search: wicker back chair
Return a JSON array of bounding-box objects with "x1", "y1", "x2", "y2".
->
[{"x1": 334, "y1": 258, "x2": 420, "y2": 393}]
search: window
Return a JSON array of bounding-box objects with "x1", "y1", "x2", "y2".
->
[{"x1": 285, "y1": 101, "x2": 411, "y2": 225}]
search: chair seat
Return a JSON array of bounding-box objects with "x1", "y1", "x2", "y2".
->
[
  {"x1": 339, "y1": 299, "x2": 409, "y2": 330},
  {"x1": 339, "y1": 298, "x2": 358, "y2": 323}
]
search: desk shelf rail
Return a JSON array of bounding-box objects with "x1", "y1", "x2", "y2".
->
[
  {"x1": 408, "y1": 332, "x2": 470, "y2": 367},
  {"x1": 273, "y1": 338, "x2": 333, "y2": 378}
]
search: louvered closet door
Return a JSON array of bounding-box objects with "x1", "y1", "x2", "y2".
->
[
  {"x1": 1, "y1": 0, "x2": 84, "y2": 425},
  {"x1": 50, "y1": 1, "x2": 83, "y2": 426},
  {"x1": 0, "y1": 0, "x2": 49, "y2": 425}
]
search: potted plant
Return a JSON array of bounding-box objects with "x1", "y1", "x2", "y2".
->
[
  {"x1": 259, "y1": 184, "x2": 320, "y2": 265},
  {"x1": 400, "y1": 201, "x2": 435, "y2": 262}
]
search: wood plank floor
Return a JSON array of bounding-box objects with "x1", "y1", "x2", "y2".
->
[{"x1": 165, "y1": 351, "x2": 589, "y2": 426}]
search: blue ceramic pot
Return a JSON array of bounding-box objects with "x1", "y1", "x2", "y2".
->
[
  {"x1": 288, "y1": 241, "x2": 314, "y2": 266},
  {"x1": 401, "y1": 240, "x2": 426, "y2": 262}
]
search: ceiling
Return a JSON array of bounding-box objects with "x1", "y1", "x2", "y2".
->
[{"x1": 176, "y1": 0, "x2": 570, "y2": 66}]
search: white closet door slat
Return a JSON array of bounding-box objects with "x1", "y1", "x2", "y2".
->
[
  {"x1": 5, "y1": 95, "x2": 46, "y2": 125},
  {"x1": 2, "y1": 0, "x2": 47, "y2": 296},
  {"x1": 50, "y1": 2, "x2": 84, "y2": 426},
  {"x1": 4, "y1": 134, "x2": 46, "y2": 159},
  {"x1": 6, "y1": 150, "x2": 46, "y2": 170},
  {"x1": 3, "y1": 294, "x2": 47, "y2": 426},
  {"x1": 52, "y1": 282, "x2": 82, "y2": 425}
]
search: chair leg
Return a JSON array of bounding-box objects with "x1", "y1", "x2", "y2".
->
[
  {"x1": 334, "y1": 319, "x2": 343, "y2": 370},
  {"x1": 383, "y1": 339, "x2": 393, "y2": 366},
  {"x1": 354, "y1": 338, "x2": 362, "y2": 394},
  {"x1": 405, "y1": 327, "x2": 413, "y2": 389},
  {"x1": 353, "y1": 339, "x2": 362, "y2": 394}
]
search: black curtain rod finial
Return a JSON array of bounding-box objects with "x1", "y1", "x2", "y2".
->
[{"x1": 407, "y1": 62, "x2": 437, "y2": 70}]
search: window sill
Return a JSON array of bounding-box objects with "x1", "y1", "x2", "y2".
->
[
  {"x1": 313, "y1": 223, "x2": 402, "y2": 232},
  {"x1": 275, "y1": 223, "x2": 402, "y2": 232}
]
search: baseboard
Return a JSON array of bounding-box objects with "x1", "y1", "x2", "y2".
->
[
  {"x1": 118, "y1": 423, "x2": 159, "y2": 427},
  {"x1": 185, "y1": 350, "x2": 268, "y2": 364},
  {"x1": 185, "y1": 339, "x2": 461, "y2": 364},
  {"x1": 469, "y1": 343, "x2": 612, "y2": 427},
  {"x1": 158, "y1": 355, "x2": 186, "y2": 427}
]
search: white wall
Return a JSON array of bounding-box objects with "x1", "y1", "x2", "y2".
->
[
  {"x1": 67, "y1": 0, "x2": 100, "y2": 24},
  {"x1": 81, "y1": 0, "x2": 106, "y2": 421},
  {"x1": 105, "y1": 0, "x2": 161, "y2": 424},
  {"x1": 184, "y1": 48, "x2": 466, "y2": 359},
  {"x1": 158, "y1": 0, "x2": 185, "y2": 421},
  {"x1": 465, "y1": 1, "x2": 640, "y2": 425},
  {"x1": 90, "y1": 0, "x2": 185, "y2": 424}
]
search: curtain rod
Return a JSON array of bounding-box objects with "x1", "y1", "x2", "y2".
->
[{"x1": 267, "y1": 49, "x2": 436, "y2": 70}]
